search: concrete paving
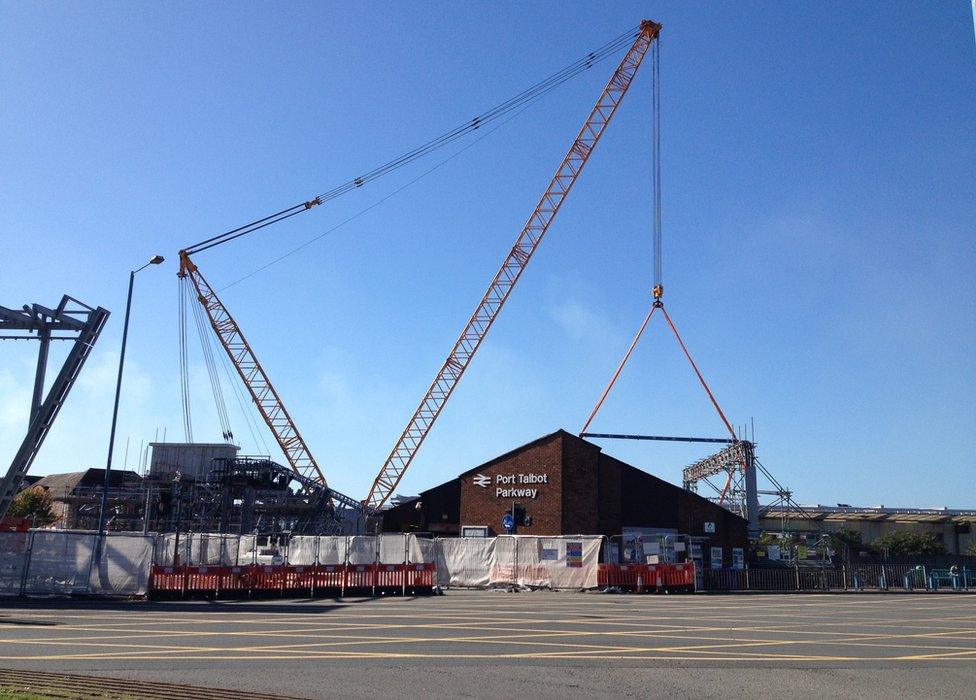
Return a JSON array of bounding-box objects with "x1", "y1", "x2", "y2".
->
[{"x1": 0, "y1": 591, "x2": 974, "y2": 698}]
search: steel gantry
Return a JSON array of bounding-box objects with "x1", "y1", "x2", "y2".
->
[{"x1": 0, "y1": 296, "x2": 110, "y2": 518}]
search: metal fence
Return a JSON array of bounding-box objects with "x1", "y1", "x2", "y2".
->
[
  {"x1": 3, "y1": 529, "x2": 973, "y2": 598},
  {"x1": 700, "y1": 564, "x2": 974, "y2": 592},
  {"x1": 0, "y1": 530, "x2": 153, "y2": 597}
]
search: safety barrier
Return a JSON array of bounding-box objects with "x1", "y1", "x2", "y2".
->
[
  {"x1": 660, "y1": 562, "x2": 695, "y2": 591},
  {"x1": 315, "y1": 564, "x2": 345, "y2": 593},
  {"x1": 405, "y1": 563, "x2": 436, "y2": 594},
  {"x1": 11, "y1": 530, "x2": 972, "y2": 599},
  {"x1": 147, "y1": 566, "x2": 183, "y2": 593},
  {"x1": 148, "y1": 562, "x2": 439, "y2": 598},
  {"x1": 344, "y1": 563, "x2": 374, "y2": 594},
  {"x1": 597, "y1": 562, "x2": 695, "y2": 593}
]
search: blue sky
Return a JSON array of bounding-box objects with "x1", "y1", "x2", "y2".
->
[{"x1": 2, "y1": 2, "x2": 974, "y2": 508}]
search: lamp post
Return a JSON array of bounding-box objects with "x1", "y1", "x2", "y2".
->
[{"x1": 96, "y1": 255, "x2": 164, "y2": 548}]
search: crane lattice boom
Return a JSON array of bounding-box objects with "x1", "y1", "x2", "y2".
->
[
  {"x1": 365, "y1": 20, "x2": 662, "y2": 509},
  {"x1": 178, "y1": 251, "x2": 328, "y2": 493}
]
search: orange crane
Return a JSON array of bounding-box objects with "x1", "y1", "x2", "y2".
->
[
  {"x1": 175, "y1": 21, "x2": 661, "y2": 522},
  {"x1": 364, "y1": 20, "x2": 662, "y2": 509},
  {"x1": 178, "y1": 252, "x2": 328, "y2": 493}
]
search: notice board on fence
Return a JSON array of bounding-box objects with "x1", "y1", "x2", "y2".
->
[{"x1": 565, "y1": 541, "x2": 583, "y2": 568}]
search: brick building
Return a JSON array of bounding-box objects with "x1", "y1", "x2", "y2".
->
[{"x1": 382, "y1": 430, "x2": 748, "y2": 568}]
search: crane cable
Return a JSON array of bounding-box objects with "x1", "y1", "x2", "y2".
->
[
  {"x1": 182, "y1": 24, "x2": 642, "y2": 257},
  {"x1": 218, "y1": 77, "x2": 559, "y2": 293},
  {"x1": 177, "y1": 280, "x2": 194, "y2": 442},
  {"x1": 180, "y1": 47, "x2": 572, "y2": 455},
  {"x1": 179, "y1": 271, "x2": 272, "y2": 452},
  {"x1": 216, "y1": 344, "x2": 272, "y2": 456},
  {"x1": 188, "y1": 285, "x2": 234, "y2": 442},
  {"x1": 652, "y1": 36, "x2": 662, "y2": 291}
]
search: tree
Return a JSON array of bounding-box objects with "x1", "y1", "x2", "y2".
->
[
  {"x1": 827, "y1": 529, "x2": 863, "y2": 550},
  {"x1": 873, "y1": 531, "x2": 946, "y2": 556},
  {"x1": 824, "y1": 529, "x2": 873, "y2": 560},
  {"x1": 7, "y1": 486, "x2": 54, "y2": 523},
  {"x1": 964, "y1": 542, "x2": 976, "y2": 557}
]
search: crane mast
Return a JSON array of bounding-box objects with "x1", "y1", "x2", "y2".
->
[
  {"x1": 365, "y1": 20, "x2": 662, "y2": 509},
  {"x1": 178, "y1": 251, "x2": 329, "y2": 496}
]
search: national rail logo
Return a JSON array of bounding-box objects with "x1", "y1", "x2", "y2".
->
[{"x1": 472, "y1": 474, "x2": 491, "y2": 488}]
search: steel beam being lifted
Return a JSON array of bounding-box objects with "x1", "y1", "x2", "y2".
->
[{"x1": 582, "y1": 432, "x2": 733, "y2": 445}]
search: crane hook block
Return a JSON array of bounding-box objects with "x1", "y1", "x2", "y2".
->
[{"x1": 652, "y1": 284, "x2": 664, "y2": 300}]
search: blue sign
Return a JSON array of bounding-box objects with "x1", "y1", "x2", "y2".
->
[{"x1": 501, "y1": 513, "x2": 515, "y2": 531}]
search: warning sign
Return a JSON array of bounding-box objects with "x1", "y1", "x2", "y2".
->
[{"x1": 566, "y1": 541, "x2": 583, "y2": 568}]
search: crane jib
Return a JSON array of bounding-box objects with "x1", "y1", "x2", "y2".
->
[
  {"x1": 179, "y1": 251, "x2": 331, "y2": 502},
  {"x1": 365, "y1": 20, "x2": 662, "y2": 509}
]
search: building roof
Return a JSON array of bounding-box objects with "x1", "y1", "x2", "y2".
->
[
  {"x1": 456, "y1": 429, "x2": 568, "y2": 479},
  {"x1": 760, "y1": 505, "x2": 976, "y2": 525},
  {"x1": 457, "y1": 428, "x2": 749, "y2": 526},
  {"x1": 33, "y1": 468, "x2": 143, "y2": 495}
]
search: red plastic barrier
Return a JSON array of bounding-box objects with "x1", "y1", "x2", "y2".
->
[
  {"x1": 315, "y1": 564, "x2": 345, "y2": 591},
  {"x1": 184, "y1": 566, "x2": 225, "y2": 592},
  {"x1": 599, "y1": 564, "x2": 645, "y2": 591},
  {"x1": 282, "y1": 565, "x2": 316, "y2": 591},
  {"x1": 149, "y1": 566, "x2": 183, "y2": 592},
  {"x1": 344, "y1": 563, "x2": 375, "y2": 593},
  {"x1": 249, "y1": 565, "x2": 287, "y2": 591},
  {"x1": 149, "y1": 565, "x2": 243, "y2": 595},
  {"x1": 660, "y1": 562, "x2": 695, "y2": 591},
  {"x1": 375, "y1": 564, "x2": 404, "y2": 593},
  {"x1": 404, "y1": 563, "x2": 436, "y2": 594},
  {"x1": 598, "y1": 563, "x2": 696, "y2": 593}
]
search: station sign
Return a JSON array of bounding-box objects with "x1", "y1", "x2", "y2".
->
[{"x1": 472, "y1": 472, "x2": 549, "y2": 499}]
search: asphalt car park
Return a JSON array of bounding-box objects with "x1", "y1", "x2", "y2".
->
[{"x1": 0, "y1": 591, "x2": 973, "y2": 698}]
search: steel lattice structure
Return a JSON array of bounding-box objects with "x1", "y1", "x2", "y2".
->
[
  {"x1": 179, "y1": 253, "x2": 328, "y2": 496},
  {"x1": 683, "y1": 441, "x2": 760, "y2": 532},
  {"x1": 0, "y1": 296, "x2": 109, "y2": 518},
  {"x1": 365, "y1": 20, "x2": 663, "y2": 509}
]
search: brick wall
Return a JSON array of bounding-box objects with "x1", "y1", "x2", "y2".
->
[
  {"x1": 596, "y1": 454, "x2": 622, "y2": 537},
  {"x1": 413, "y1": 429, "x2": 752, "y2": 555},
  {"x1": 560, "y1": 434, "x2": 601, "y2": 534},
  {"x1": 459, "y1": 434, "x2": 563, "y2": 536}
]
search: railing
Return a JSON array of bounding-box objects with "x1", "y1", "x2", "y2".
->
[{"x1": 700, "y1": 564, "x2": 973, "y2": 592}]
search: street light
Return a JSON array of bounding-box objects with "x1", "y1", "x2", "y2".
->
[{"x1": 96, "y1": 255, "x2": 165, "y2": 548}]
